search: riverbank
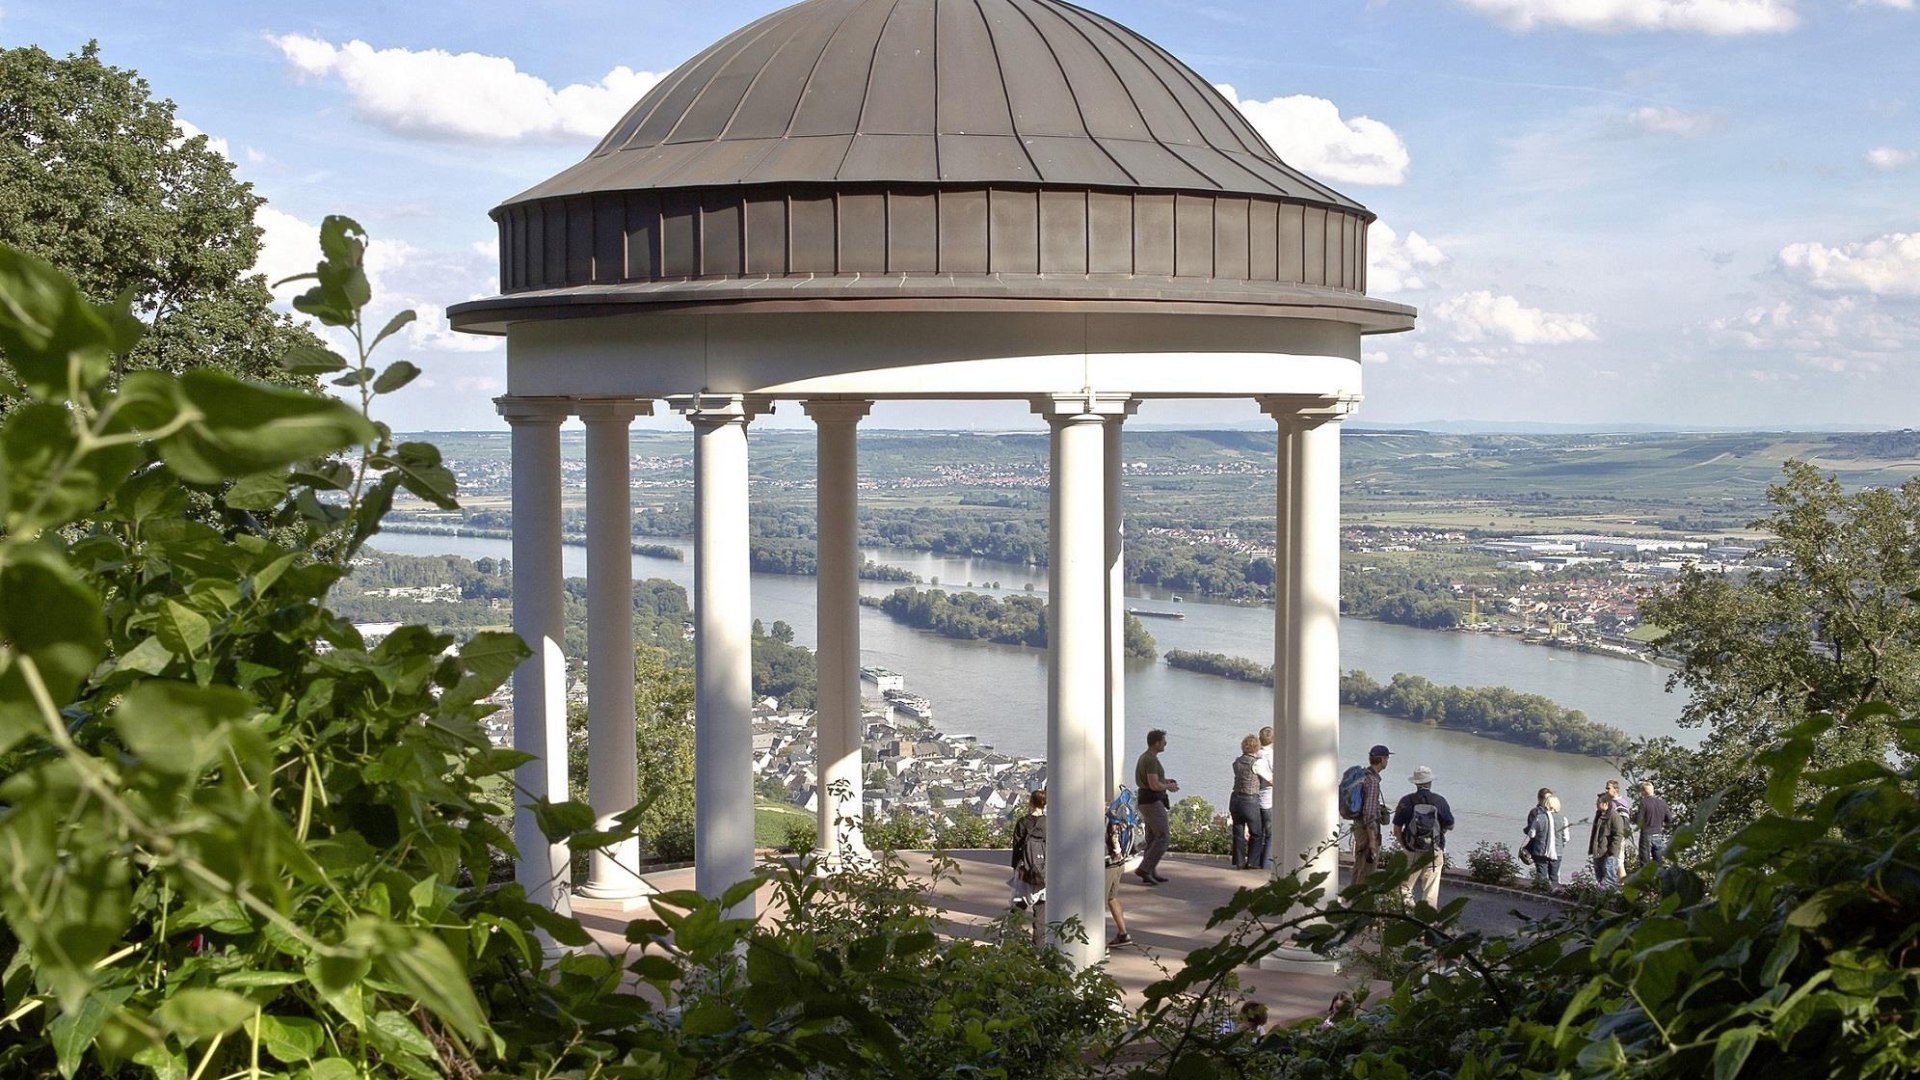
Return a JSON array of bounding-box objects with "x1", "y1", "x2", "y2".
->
[{"x1": 1163, "y1": 648, "x2": 1630, "y2": 757}]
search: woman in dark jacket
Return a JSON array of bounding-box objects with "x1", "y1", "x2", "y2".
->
[{"x1": 1228, "y1": 734, "x2": 1264, "y2": 870}]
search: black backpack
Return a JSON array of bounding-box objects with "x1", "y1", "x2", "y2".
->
[
  {"x1": 1403, "y1": 793, "x2": 1441, "y2": 853},
  {"x1": 1012, "y1": 814, "x2": 1047, "y2": 887}
]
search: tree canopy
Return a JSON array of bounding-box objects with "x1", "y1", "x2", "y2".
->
[
  {"x1": 0, "y1": 41, "x2": 319, "y2": 393},
  {"x1": 1631, "y1": 461, "x2": 1920, "y2": 842}
]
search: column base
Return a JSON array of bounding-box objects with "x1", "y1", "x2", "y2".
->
[
  {"x1": 570, "y1": 886, "x2": 658, "y2": 913},
  {"x1": 1257, "y1": 942, "x2": 1343, "y2": 975}
]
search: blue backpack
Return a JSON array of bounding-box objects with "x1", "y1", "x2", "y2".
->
[
  {"x1": 1338, "y1": 765, "x2": 1369, "y2": 820},
  {"x1": 1107, "y1": 786, "x2": 1143, "y2": 864}
]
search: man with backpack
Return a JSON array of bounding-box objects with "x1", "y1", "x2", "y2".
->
[
  {"x1": 1342, "y1": 744, "x2": 1392, "y2": 885},
  {"x1": 1392, "y1": 765, "x2": 1454, "y2": 908},
  {"x1": 1104, "y1": 786, "x2": 1140, "y2": 948},
  {"x1": 1010, "y1": 789, "x2": 1047, "y2": 946}
]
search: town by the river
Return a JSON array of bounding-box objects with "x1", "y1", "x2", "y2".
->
[{"x1": 369, "y1": 530, "x2": 1691, "y2": 855}]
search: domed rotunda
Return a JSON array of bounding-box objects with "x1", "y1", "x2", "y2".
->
[{"x1": 452, "y1": 0, "x2": 1414, "y2": 970}]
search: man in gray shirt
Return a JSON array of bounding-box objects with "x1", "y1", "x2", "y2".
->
[
  {"x1": 1632, "y1": 781, "x2": 1674, "y2": 867},
  {"x1": 1133, "y1": 729, "x2": 1179, "y2": 884}
]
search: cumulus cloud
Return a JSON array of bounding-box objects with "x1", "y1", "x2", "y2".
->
[
  {"x1": 1431, "y1": 290, "x2": 1599, "y2": 345},
  {"x1": 1456, "y1": 0, "x2": 1799, "y2": 34},
  {"x1": 268, "y1": 34, "x2": 664, "y2": 142},
  {"x1": 1368, "y1": 224, "x2": 1448, "y2": 292},
  {"x1": 1709, "y1": 295, "x2": 1916, "y2": 373},
  {"x1": 1777, "y1": 232, "x2": 1920, "y2": 296},
  {"x1": 1217, "y1": 85, "x2": 1410, "y2": 185},
  {"x1": 174, "y1": 119, "x2": 230, "y2": 160},
  {"x1": 1866, "y1": 146, "x2": 1915, "y2": 170},
  {"x1": 1622, "y1": 105, "x2": 1725, "y2": 136}
]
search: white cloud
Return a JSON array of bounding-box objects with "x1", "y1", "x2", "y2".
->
[
  {"x1": 1860, "y1": 0, "x2": 1912, "y2": 9},
  {"x1": 1456, "y1": 0, "x2": 1799, "y2": 34},
  {"x1": 1216, "y1": 85, "x2": 1410, "y2": 185},
  {"x1": 1866, "y1": 146, "x2": 1916, "y2": 170},
  {"x1": 1622, "y1": 105, "x2": 1725, "y2": 136},
  {"x1": 268, "y1": 34, "x2": 665, "y2": 142},
  {"x1": 1431, "y1": 290, "x2": 1599, "y2": 344},
  {"x1": 1709, "y1": 295, "x2": 1916, "y2": 373},
  {"x1": 1368, "y1": 224, "x2": 1449, "y2": 292},
  {"x1": 1777, "y1": 232, "x2": 1920, "y2": 296},
  {"x1": 174, "y1": 119, "x2": 230, "y2": 160}
]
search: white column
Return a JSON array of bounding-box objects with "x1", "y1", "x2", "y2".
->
[
  {"x1": 1262, "y1": 395, "x2": 1357, "y2": 892},
  {"x1": 496, "y1": 395, "x2": 574, "y2": 916},
  {"x1": 576, "y1": 398, "x2": 653, "y2": 900},
  {"x1": 1037, "y1": 393, "x2": 1129, "y2": 971},
  {"x1": 1103, "y1": 411, "x2": 1133, "y2": 796},
  {"x1": 803, "y1": 398, "x2": 872, "y2": 865},
  {"x1": 671, "y1": 394, "x2": 769, "y2": 915},
  {"x1": 1268, "y1": 420, "x2": 1294, "y2": 878}
]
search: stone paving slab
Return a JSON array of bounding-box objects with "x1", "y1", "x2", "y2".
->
[{"x1": 570, "y1": 849, "x2": 1566, "y2": 1025}]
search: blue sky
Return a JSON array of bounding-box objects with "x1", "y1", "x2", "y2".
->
[{"x1": 6, "y1": 0, "x2": 1917, "y2": 432}]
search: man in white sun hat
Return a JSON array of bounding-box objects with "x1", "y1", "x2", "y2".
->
[{"x1": 1392, "y1": 764, "x2": 1454, "y2": 909}]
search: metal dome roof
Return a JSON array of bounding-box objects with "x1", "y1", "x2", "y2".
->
[
  {"x1": 504, "y1": 0, "x2": 1362, "y2": 210},
  {"x1": 451, "y1": 0, "x2": 1411, "y2": 332}
]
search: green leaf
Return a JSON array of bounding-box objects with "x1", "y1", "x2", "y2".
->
[
  {"x1": 280, "y1": 344, "x2": 349, "y2": 375},
  {"x1": 681, "y1": 1002, "x2": 738, "y2": 1037},
  {"x1": 1712, "y1": 1025, "x2": 1762, "y2": 1080},
  {"x1": 466, "y1": 747, "x2": 535, "y2": 778},
  {"x1": 289, "y1": 217, "x2": 371, "y2": 327},
  {"x1": 155, "y1": 599, "x2": 212, "y2": 658},
  {"x1": 721, "y1": 876, "x2": 765, "y2": 913},
  {"x1": 373, "y1": 441, "x2": 457, "y2": 510},
  {"x1": 108, "y1": 635, "x2": 177, "y2": 678},
  {"x1": 376, "y1": 931, "x2": 491, "y2": 1047},
  {"x1": 153, "y1": 370, "x2": 376, "y2": 484},
  {"x1": 305, "y1": 954, "x2": 369, "y2": 1027},
  {"x1": 367, "y1": 1009, "x2": 436, "y2": 1059},
  {"x1": 3, "y1": 402, "x2": 136, "y2": 530},
  {"x1": 306, "y1": 1060, "x2": 360, "y2": 1080},
  {"x1": 531, "y1": 799, "x2": 596, "y2": 843},
  {"x1": 0, "y1": 244, "x2": 129, "y2": 402},
  {"x1": 153, "y1": 988, "x2": 256, "y2": 1044},
  {"x1": 111, "y1": 680, "x2": 251, "y2": 778},
  {"x1": 49, "y1": 984, "x2": 134, "y2": 1079},
  {"x1": 0, "y1": 544, "x2": 104, "y2": 753},
  {"x1": 252, "y1": 1014, "x2": 326, "y2": 1064},
  {"x1": 372, "y1": 359, "x2": 421, "y2": 394},
  {"x1": 371, "y1": 309, "x2": 418, "y2": 351},
  {"x1": 225, "y1": 471, "x2": 290, "y2": 511}
]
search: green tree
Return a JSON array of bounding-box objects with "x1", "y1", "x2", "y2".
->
[
  {"x1": 1631, "y1": 462, "x2": 1920, "y2": 845},
  {"x1": 0, "y1": 42, "x2": 320, "y2": 394}
]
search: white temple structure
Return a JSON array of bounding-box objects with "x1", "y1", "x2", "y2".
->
[{"x1": 452, "y1": 0, "x2": 1415, "y2": 970}]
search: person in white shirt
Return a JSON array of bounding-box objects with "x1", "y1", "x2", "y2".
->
[{"x1": 1256, "y1": 725, "x2": 1275, "y2": 870}]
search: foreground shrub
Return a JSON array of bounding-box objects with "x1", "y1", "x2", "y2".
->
[{"x1": 1463, "y1": 840, "x2": 1520, "y2": 886}]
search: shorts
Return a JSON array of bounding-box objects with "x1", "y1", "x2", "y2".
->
[{"x1": 1105, "y1": 863, "x2": 1121, "y2": 902}]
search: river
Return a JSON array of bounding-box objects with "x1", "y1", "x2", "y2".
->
[{"x1": 368, "y1": 530, "x2": 1690, "y2": 856}]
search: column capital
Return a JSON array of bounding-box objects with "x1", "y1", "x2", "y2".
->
[
  {"x1": 667, "y1": 393, "x2": 775, "y2": 423},
  {"x1": 801, "y1": 398, "x2": 874, "y2": 424},
  {"x1": 1258, "y1": 394, "x2": 1361, "y2": 429},
  {"x1": 1031, "y1": 392, "x2": 1137, "y2": 421},
  {"x1": 575, "y1": 397, "x2": 654, "y2": 424},
  {"x1": 494, "y1": 395, "x2": 573, "y2": 425}
]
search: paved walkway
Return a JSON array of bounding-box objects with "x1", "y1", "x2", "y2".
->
[{"x1": 571, "y1": 850, "x2": 1566, "y2": 1024}]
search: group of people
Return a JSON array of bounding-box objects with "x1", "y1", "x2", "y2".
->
[
  {"x1": 1520, "y1": 778, "x2": 1674, "y2": 890},
  {"x1": 1012, "y1": 729, "x2": 1681, "y2": 953},
  {"x1": 1318, "y1": 743, "x2": 1680, "y2": 902}
]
